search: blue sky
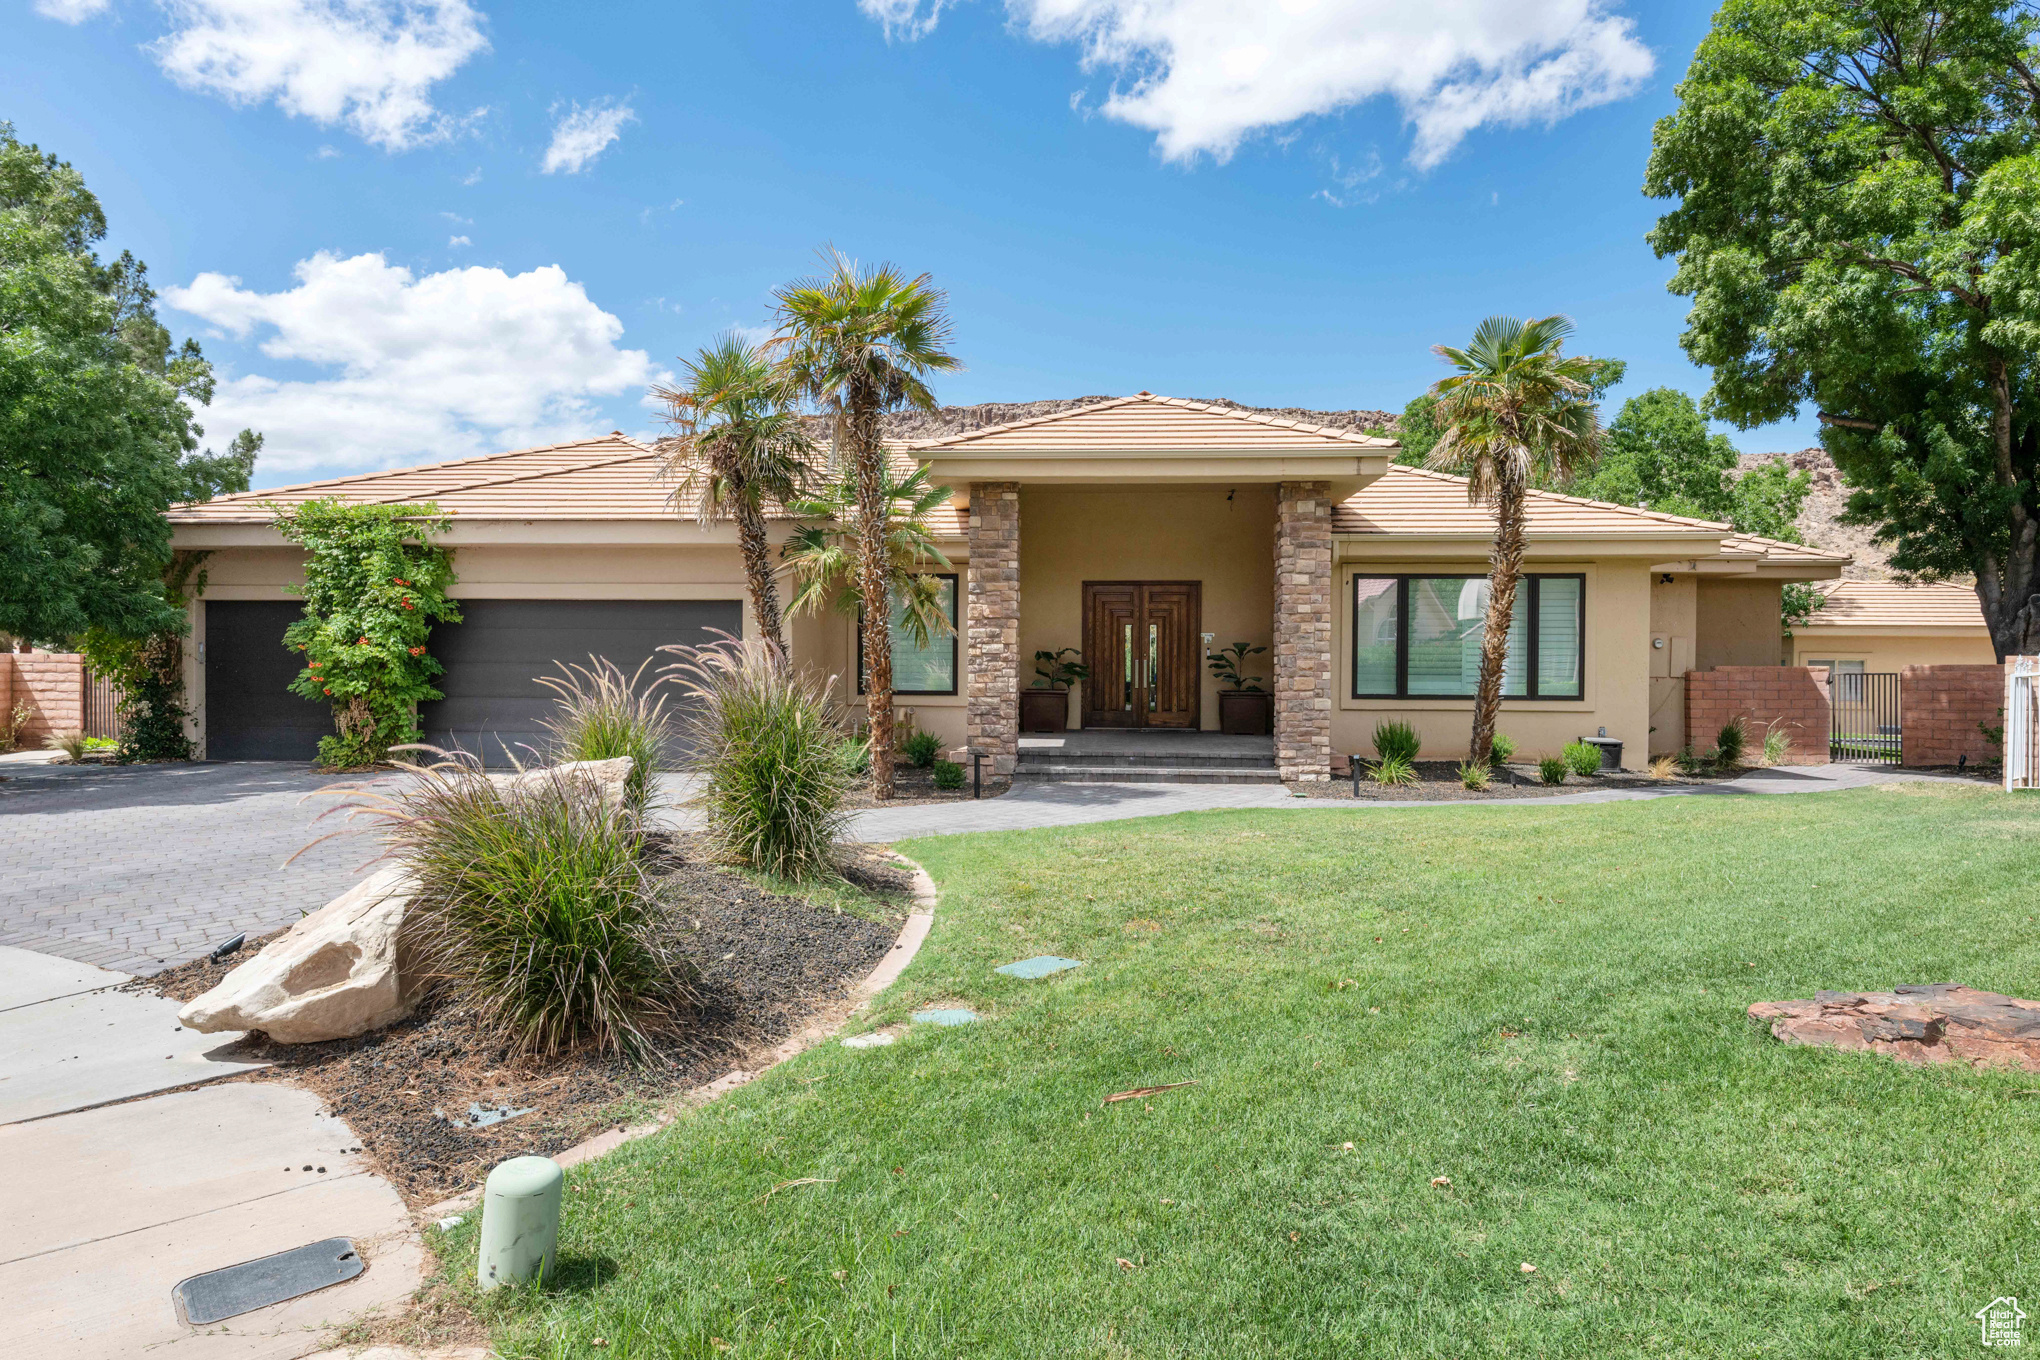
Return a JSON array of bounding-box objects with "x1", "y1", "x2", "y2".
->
[{"x1": 7, "y1": 0, "x2": 1811, "y2": 487}]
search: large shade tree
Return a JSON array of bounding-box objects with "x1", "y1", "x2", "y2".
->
[
  {"x1": 773, "y1": 251, "x2": 959, "y2": 800},
  {"x1": 0, "y1": 124, "x2": 257, "y2": 648},
  {"x1": 655, "y1": 333, "x2": 819, "y2": 659},
  {"x1": 1647, "y1": 0, "x2": 2040, "y2": 658},
  {"x1": 1427, "y1": 315, "x2": 1605, "y2": 764}
]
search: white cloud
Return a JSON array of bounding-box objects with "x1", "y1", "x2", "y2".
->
[
  {"x1": 164, "y1": 252, "x2": 665, "y2": 475},
  {"x1": 461, "y1": 165, "x2": 483, "y2": 185},
  {"x1": 447, "y1": 234, "x2": 470, "y2": 246},
  {"x1": 541, "y1": 99, "x2": 636, "y2": 174},
  {"x1": 34, "y1": 0, "x2": 110, "y2": 23},
  {"x1": 862, "y1": 0, "x2": 1653, "y2": 168},
  {"x1": 149, "y1": 1, "x2": 489, "y2": 151}
]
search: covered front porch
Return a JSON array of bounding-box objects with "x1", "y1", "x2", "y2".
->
[{"x1": 906, "y1": 393, "x2": 1396, "y2": 782}]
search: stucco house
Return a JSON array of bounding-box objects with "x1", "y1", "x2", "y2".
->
[
  {"x1": 1789, "y1": 580, "x2": 1995, "y2": 679},
  {"x1": 166, "y1": 393, "x2": 1847, "y2": 776}
]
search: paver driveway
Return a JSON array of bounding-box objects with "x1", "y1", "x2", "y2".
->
[{"x1": 0, "y1": 762, "x2": 378, "y2": 975}]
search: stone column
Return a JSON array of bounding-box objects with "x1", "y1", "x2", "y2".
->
[
  {"x1": 1274, "y1": 481, "x2": 1334, "y2": 781},
  {"x1": 966, "y1": 481, "x2": 1021, "y2": 776}
]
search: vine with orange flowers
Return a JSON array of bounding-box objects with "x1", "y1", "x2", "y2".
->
[{"x1": 271, "y1": 497, "x2": 459, "y2": 769}]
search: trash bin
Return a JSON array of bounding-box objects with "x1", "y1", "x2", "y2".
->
[{"x1": 1580, "y1": 736, "x2": 1624, "y2": 771}]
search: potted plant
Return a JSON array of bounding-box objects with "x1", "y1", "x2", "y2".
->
[
  {"x1": 1022, "y1": 648, "x2": 1087, "y2": 732},
  {"x1": 1208, "y1": 641, "x2": 1271, "y2": 735}
]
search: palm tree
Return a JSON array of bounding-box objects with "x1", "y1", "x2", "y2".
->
[
  {"x1": 653, "y1": 333, "x2": 818, "y2": 659},
  {"x1": 782, "y1": 460, "x2": 956, "y2": 659},
  {"x1": 773, "y1": 250, "x2": 959, "y2": 799},
  {"x1": 1427, "y1": 315, "x2": 1604, "y2": 764}
]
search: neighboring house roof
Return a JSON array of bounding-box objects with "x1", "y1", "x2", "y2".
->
[
  {"x1": 1799, "y1": 580, "x2": 1987, "y2": 633},
  {"x1": 903, "y1": 392, "x2": 1399, "y2": 452}
]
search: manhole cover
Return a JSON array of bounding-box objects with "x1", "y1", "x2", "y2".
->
[
  {"x1": 173, "y1": 1237, "x2": 363, "y2": 1326},
  {"x1": 995, "y1": 955, "x2": 1083, "y2": 979}
]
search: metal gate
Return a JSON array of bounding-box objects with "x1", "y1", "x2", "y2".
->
[
  {"x1": 2008, "y1": 657, "x2": 2040, "y2": 790},
  {"x1": 1830, "y1": 670, "x2": 1901, "y2": 764}
]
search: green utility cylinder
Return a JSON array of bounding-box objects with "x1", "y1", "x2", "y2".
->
[{"x1": 476, "y1": 1155, "x2": 563, "y2": 1292}]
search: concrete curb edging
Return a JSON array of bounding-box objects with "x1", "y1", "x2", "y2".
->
[{"x1": 418, "y1": 852, "x2": 938, "y2": 1219}]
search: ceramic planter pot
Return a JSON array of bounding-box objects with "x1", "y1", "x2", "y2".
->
[
  {"x1": 1218, "y1": 690, "x2": 1272, "y2": 736},
  {"x1": 1020, "y1": 687, "x2": 1069, "y2": 732}
]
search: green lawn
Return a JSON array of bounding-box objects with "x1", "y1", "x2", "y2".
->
[{"x1": 469, "y1": 783, "x2": 2040, "y2": 1358}]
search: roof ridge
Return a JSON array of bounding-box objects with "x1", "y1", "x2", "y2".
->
[
  {"x1": 179, "y1": 434, "x2": 648, "y2": 508},
  {"x1": 377, "y1": 450, "x2": 660, "y2": 507},
  {"x1": 908, "y1": 391, "x2": 1396, "y2": 451},
  {"x1": 1145, "y1": 393, "x2": 1380, "y2": 443}
]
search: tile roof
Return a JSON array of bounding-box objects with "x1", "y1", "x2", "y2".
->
[
  {"x1": 1801, "y1": 580, "x2": 1987, "y2": 631},
  {"x1": 905, "y1": 392, "x2": 1399, "y2": 452},
  {"x1": 1337, "y1": 465, "x2": 1732, "y2": 538}
]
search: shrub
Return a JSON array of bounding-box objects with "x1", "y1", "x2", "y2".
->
[
  {"x1": 1456, "y1": 759, "x2": 1491, "y2": 791},
  {"x1": 1487, "y1": 733, "x2": 1517, "y2": 768},
  {"x1": 1563, "y1": 740, "x2": 1604, "y2": 778},
  {"x1": 1761, "y1": 721, "x2": 1791, "y2": 766},
  {"x1": 1371, "y1": 754, "x2": 1419, "y2": 786},
  {"x1": 902, "y1": 729, "x2": 943, "y2": 769},
  {"x1": 1675, "y1": 745, "x2": 1706, "y2": 775},
  {"x1": 1649, "y1": 753, "x2": 1680, "y2": 780},
  {"x1": 933, "y1": 758, "x2": 965, "y2": 790},
  {"x1": 43, "y1": 729, "x2": 87, "y2": 762},
  {"x1": 663, "y1": 636, "x2": 848, "y2": 881},
  {"x1": 1, "y1": 699, "x2": 31, "y2": 752},
  {"x1": 1715, "y1": 717, "x2": 1748, "y2": 769},
  {"x1": 1373, "y1": 719, "x2": 1422, "y2": 764},
  {"x1": 272, "y1": 499, "x2": 460, "y2": 770},
  {"x1": 1538, "y1": 756, "x2": 1568, "y2": 785},
  {"x1": 836, "y1": 735, "x2": 872, "y2": 778},
  {"x1": 537, "y1": 656, "x2": 671, "y2": 812},
  {"x1": 337, "y1": 755, "x2": 690, "y2": 1058}
]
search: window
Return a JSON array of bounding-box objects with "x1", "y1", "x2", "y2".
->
[
  {"x1": 858, "y1": 574, "x2": 958, "y2": 695},
  {"x1": 1807, "y1": 658, "x2": 1865, "y2": 702},
  {"x1": 1350, "y1": 573, "x2": 1584, "y2": 700}
]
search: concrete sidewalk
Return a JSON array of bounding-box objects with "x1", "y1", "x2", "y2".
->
[{"x1": 657, "y1": 762, "x2": 1964, "y2": 844}]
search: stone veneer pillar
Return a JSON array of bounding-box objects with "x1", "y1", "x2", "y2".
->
[
  {"x1": 1273, "y1": 481, "x2": 1334, "y2": 781},
  {"x1": 966, "y1": 481, "x2": 1021, "y2": 776}
]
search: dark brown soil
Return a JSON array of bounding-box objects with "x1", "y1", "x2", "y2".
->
[
  {"x1": 135, "y1": 836, "x2": 907, "y2": 1206},
  {"x1": 1291, "y1": 761, "x2": 1720, "y2": 801},
  {"x1": 840, "y1": 763, "x2": 1004, "y2": 808}
]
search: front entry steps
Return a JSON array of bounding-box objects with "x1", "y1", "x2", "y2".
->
[{"x1": 1014, "y1": 733, "x2": 1281, "y2": 785}]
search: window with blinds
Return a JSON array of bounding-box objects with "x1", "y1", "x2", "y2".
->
[{"x1": 1350, "y1": 574, "x2": 1583, "y2": 700}]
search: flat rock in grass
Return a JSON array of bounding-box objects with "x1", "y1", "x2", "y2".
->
[
  {"x1": 995, "y1": 955, "x2": 1082, "y2": 980},
  {"x1": 1750, "y1": 983, "x2": 2040, "y2": 1071},
  {"x1": 842, "y1": 1032, "x2": 896, "y2": 1048},
  {"x1": 912, "y1": 1008, "x2": 979, "y2": 1026}
]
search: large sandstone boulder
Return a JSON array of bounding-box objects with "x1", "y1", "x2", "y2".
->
[
  {"x1": 180, "y1": 864, "x2": 420, "y2": 1044},
  {"x1": 1750, "y1": 984, "x2": 2040, "y2": 1071},
  {"x1": 492, "y1": 757, "x2": 636, "y2": 813}
]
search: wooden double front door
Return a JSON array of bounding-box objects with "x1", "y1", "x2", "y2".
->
[{"x1": 1081, "y1": 581, "x2": 1201, "y2": 729}]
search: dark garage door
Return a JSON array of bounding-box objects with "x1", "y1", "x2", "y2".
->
[
  {"x1": 204, "y1": 600, "x2": 330, "y2": 761},
  {"x1": 420, "y1": 599, "x2": 742, "y2": 766}
]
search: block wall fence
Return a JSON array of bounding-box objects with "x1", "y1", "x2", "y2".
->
[
  {"x1": 1900, "y1": 663, "x2": 2008, "y2": 767},
  {"x1": 2, "y1": 652, "x2": 87, "y2": 747},
  {"x1": 1684, "y1": 665, "x2": 1833, "y2": 764}
]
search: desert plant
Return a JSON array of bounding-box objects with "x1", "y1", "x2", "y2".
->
[
  {"x1": 933, "y1": 758, "x2": 965, "y2": 790},
  {"x1": 1457, "y1": 759, "x2": 1492, "y2": 791},
  {"x1": 902, "y1": 728, "x2": 942, "y2": 769},
  {"x1": 1487, "y1": 732, "x2": 1517, "y2": 769},
  {"x1": 1562, "y1": 740, "x2": 1604, "y2": 778},
  {"x1": 1759, "y1": 720, "x2": 1792, "y2": 766},
  {"x1": 1649, "y1": 753, "x2": 1680, "y2": 779},
  {"x1": 662, "y1": 635, "x2": 849, "y2": 880},
  {"x1": 1675, "y1": 745, "x2": 1707, "y2": 775},
  {"x1": 1714, "y1": 717, "x2": 1748, "y2": 769},
  {"x1": 43, "y1": 729, "x2": 87, "y2": 762},
  {"x1": 1206, "y1": 642, "x2": 1267, "y2": 692},
  {"x1": 317, "y1": 753, "x2": 691, "y2": 1058},
  {"x1": 836, "y1": 735, "x2": 872, "y2": 778},
  {"x1": 1539, "y1": 756, "x2": 1568, "y2": 785},
  {"x1": 1373, "y1": 719, "x2": 1422, "y2": 764},
  {"x1": 1371, "y1": 754, "x2": 1419, "y2": 786},
  {"x1": 536, "y1": 656, "x2": 671, "y2": 812},
  {"x1": 1032, "y1": 647, "x2": 1089, "y2": 690}
]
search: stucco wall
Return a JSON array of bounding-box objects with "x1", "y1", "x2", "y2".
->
[
  {"x1": 1331, "y1": 558, "x2": 1653, "y2": 765},
  {"x1": 1647, "y1": 575, "x2": 1698, "y2": 755},
  {"x1": 1792, "y1": 631, "x2": 1997, "y2": 673},
  {"x1": 1016, "y1": 486, "x2": 1276, "y2": 733},
  {"x1": 1696, "y1": 578, "x2": 1785, "y2": 669}
]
